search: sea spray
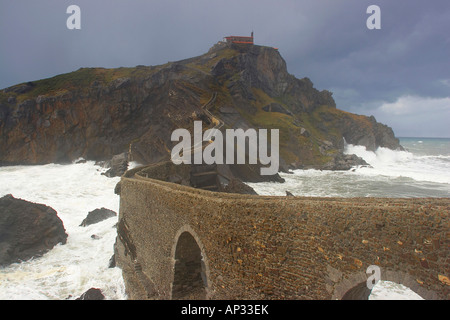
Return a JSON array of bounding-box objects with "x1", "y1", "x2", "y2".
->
[
  {"x1": 344, "y1": 143, "x2": 450, "y2": 185},
  {"x1": 1, "y1": 138, "x2": 448, "y2": 299},
  {"x1": 248, "y1": 139, "x2": 449, "y2": 198},
  {"x1": 0, "y1": 161, "x2": 130, "y2": 300},
  {"x1": 246, "y1": 138, "x2": 449, "y2": 299}
]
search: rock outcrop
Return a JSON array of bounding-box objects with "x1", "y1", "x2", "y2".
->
[
  {"x1": 0, "y1": 42, "x2": 402, "y2": 177},
  {"x1": 101, "y1": 152, "x2": 129, "y2": 178},
  {"x1": 0, "y1": 194, "x2": 68, "y2": 266},
  {"x1": 76, "y1": 288, "x2": 105, "y2": 300},
  {"x1": 322, "y1": 153, "x2": 370, "y2": 171},
  {"x1": 80, "y1": 207, "x2": 117, "y2": 227}
]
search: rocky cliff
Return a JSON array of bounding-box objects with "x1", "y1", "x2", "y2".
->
[{"x1": 0, "y1": 42, "x2": 402, "y2": 174}]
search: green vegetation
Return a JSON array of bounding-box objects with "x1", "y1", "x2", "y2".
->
[
  {"x1": 186, "y1": 48, "x2": 238, "y2": 74},
  {"x1": 0, "y1": 44, "x2": 371, "y2": 168},
  {"x1": 1, "y1": 66, "x2": 159, "y2": 103},
  {"x1": 223, "y1": 88, "x2": 331, "y2": 166}
]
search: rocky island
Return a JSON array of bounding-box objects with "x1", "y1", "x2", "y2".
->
[
  {"x1": 0, "y1": 40, "x2": 402, "y2": 179},
  {"x1": 1, "y1": 38, "x2": 448, "y2": 302}
]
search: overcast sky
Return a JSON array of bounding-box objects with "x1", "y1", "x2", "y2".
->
[{"x1": 1, "y1": 0, "x2": 449, "y2": 137}]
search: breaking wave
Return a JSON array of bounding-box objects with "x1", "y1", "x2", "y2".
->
[{"x1": 344, "y1": 143, "x2": 450, "y2": 185}]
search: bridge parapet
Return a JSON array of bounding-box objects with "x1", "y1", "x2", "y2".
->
[{"x1": 116, "y1": 161, "x2": 450, "y2": 300}]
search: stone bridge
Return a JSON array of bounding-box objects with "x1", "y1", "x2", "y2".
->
[{"x1": 115, "y1": 161, "x2": 449, "y2": 300}]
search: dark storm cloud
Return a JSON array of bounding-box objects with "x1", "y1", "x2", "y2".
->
[{"x1": 1, "y1": 0, "x2": 449, "y2": 136}]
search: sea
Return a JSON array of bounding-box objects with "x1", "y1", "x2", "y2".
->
[{"x1": 0, "y1": 137, "x2": 448, "y2": 300}]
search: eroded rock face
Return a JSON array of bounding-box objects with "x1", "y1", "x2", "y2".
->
[
  {"x1": 102, "y1": 152, "x2": 129, "y2": 178},
  {"x1": 0, "y1": 194, "x2": 68, "y2": 267},
  {"x1": 0, "y1": 69, "x2": 205, "y2": 166},
  {"x1": 0, "y1": 43, "x2": 402, "y2": 174},
  {"x1": 337, "y1": 115, "x2": 403, "y2": 152}
]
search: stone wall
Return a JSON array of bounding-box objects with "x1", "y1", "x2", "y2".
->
[{"x1": 116, "y1": 163, "x2": 450, "y2": 300}]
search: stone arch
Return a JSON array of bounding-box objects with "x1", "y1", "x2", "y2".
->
[
  {"x1": 341, "y1": 281, "x2": 373, "y2": 300},
  {"x1": 332, "y1": 268, "x2": 440, "y2": 300},
  {"x1": 331, "y1": 270, "x2": 369, "y2": 300},
  {"x1": 170, "y1": 225, "x2": 210, "y2": 300}
]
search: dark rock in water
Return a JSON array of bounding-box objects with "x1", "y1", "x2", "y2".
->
[
  {"x1": 76, "y1": 288, "x2": 105, "y2": 300},
  {"x1": 286, "y1": 191, "x2": 294, "y2": 197},
  {"x1": 0, "y1": 194, "x2": 68, "y2": 267},
  {"x1": 80, "y1": 207, "x2": 117, "y2": 227},
  {"x1": 102, "y1": 153, "x2": 128, "y2": 178},
  {"x1": 322, "y1": 153, "x2": 370, "y2": 171}
]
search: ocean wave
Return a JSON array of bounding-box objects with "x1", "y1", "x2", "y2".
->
[
  {"x1": 0, "y1": 162, "x2": 127, "y2": 300},
  {"x1": 0, "y1": 160, "x2": 439, "y2": 300},
  {"x1": 344, "y1": 144, "x2": 450, "y2": 185}
]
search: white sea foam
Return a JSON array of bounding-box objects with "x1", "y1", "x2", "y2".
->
[
  {"x1": 246, "y1": 139, "x2": 450, "y2": 299},
  {"x1": 369, "y1": 281, "x2": 423, "y2": 300},
  {"x1": 0, "y1": 161, "x2": 132, "y2": 300},
  {"x1": 344, "y1": 143, "x2": 450, "y2": 185},
  {"x1": 0, "y1": 144, "x2": 445, "y2": 299},
  {"x1": 249, "y1": 140, "x2": 450, "y2": 199}
]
